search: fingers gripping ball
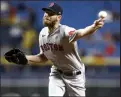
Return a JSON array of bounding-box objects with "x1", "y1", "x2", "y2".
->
[{"x1": 4, "y1": 48, "x2": 28, "y2": 65}]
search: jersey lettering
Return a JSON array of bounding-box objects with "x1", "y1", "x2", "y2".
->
[{"x1": 40, "y1": 43, "x2": 64, "y2": 52}]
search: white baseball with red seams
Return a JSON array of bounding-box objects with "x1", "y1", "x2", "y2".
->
[
  {"x1": 98, "y1": 11, "x2": 107, "y2": 18},
  {"x1": 39, "y1": 24, "x2": 86, "y2": 96}
]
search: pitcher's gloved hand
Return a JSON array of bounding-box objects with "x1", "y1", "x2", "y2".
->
[{"x1": 4, "y1": 48, "x2": 28, "y2": 65}]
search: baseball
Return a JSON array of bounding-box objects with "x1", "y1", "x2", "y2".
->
[{"x1": 98, "y1": 11, "x2": 107, "y2": 18}]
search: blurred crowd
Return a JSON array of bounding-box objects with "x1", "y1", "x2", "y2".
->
[
  {"x1": 0, "y1": 1, "x2": 39, "y2": 56},
  {"x1": 0, "y1": 1, "x2": 120, "y2": 66},
  {"x1": 78, "y1": 29, "x2": 120, "y2": 57}
]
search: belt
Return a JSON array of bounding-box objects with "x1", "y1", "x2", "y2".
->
[{"x1": 57, "y1": 69, "x2": 81, "y2": 76}]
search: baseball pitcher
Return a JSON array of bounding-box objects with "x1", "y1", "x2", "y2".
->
[{"x1": 4, "y1": 2, "x2": 105, "y2": 97}]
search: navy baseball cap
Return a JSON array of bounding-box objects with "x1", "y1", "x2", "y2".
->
[{"x1": 42, "y1": 2, "x2": 63, "y2": 15}]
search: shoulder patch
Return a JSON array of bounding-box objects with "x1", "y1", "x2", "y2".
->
[{"x1": 69, "y1": 30, "x2": 75, "y2": 36}]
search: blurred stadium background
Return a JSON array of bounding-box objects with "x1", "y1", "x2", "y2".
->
[{"x1": 0, "y1": 1, "x2": 120, "y2": 97}]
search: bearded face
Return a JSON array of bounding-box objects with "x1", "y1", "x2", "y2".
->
[{"x1": 42, "y1": 11, "x2": 58, "y2": 27}]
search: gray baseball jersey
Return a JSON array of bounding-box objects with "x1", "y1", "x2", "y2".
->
[{"x1": 39, "y1": 24, "x2": 85, "y2": 72}]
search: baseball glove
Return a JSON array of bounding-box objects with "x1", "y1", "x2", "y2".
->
[{"x1": 4, "y1": 48, "x2": 28, "y2": 65}]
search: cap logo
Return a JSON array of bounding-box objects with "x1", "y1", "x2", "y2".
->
[{"x1": 49, "y1": 2, "x2": 54, "y2": 7}]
